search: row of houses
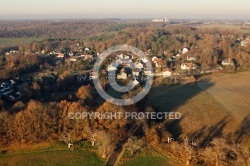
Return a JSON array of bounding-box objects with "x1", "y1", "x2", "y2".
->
[{"x1": 5, "y1": 50, "x2": 19, "y2": 55}]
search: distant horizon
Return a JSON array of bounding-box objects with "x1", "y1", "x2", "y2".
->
[
  {"x1": 1, "y1": 0, "x2": 250, "y2": 20},
  {"x1": 0, "y1": 17, "x2": 250, "y2": 21}
]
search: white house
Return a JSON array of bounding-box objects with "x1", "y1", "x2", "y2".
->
[
  {"x1": 222, "y1": 58, "x2": 234, "y2": 66},
  {"x1": 181, "y1": 63, "x2": 197, "y2": 70},
  {"x1": 152, "y1": 56, "x2": 165, "y2": 68},
  {"x1": 187, "y1": 55, "x2": 196, "y2": 61},
  {"x1": 182, "y1": 48, "x2": 189, "y2": 54},
  {"x1": 162, "y1": 68, "x2": 172, "y2": 77}
]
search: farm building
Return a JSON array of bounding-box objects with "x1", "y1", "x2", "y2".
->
[
  {"x1": 221, "y1": 58, "x2": 234, "y2": 66},
  {"x1": 181, "y1": 63, "x2": 197, "y2": 70}
]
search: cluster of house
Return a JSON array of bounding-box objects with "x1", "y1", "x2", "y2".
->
[
  {"x1": 161, "y1": 48, "x2": 198, "y2": 72},
  {"x1": 165, "y1": 47, "x2": 235, "y2": 72},
  {"x1": 104, "y1": 53, "x2": 152, "y2": 87},
  {"x1": 151, "y1": 56, "x2": 172, "y2": 76},
  {"x1": 35, "y1": 46, "x2": 95, "y2": 62},
  {"x1": 107, "y1": 53, "x2": 149, "y2": 79},
  {"x1": 0, "y1": 79, "x2": 22, "y2": 102},
  {"x1": 5, "y1": 50, "x2": 19, "y2": 55},
  {"x1": 103, "y1": 47, "x2": 201, "y2": 83},
  {"x1": 54, "y1": 47, "x2": 94, "y2": 62},
  {"x1": 68, "y1": 47, "x2": 94, "y2": 62}
]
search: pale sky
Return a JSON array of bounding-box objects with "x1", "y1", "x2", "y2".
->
[{"x1": 0, "y1": 0, "x2": 249, "y2": 19}]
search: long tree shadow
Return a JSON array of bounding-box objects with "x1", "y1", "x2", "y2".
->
[
  {"x1": 147, "y1": 78, "x2": 215, "y2": 139},
  {"x1": 165, "y1": 117, "x2": 185, "y2": 140},
  {"x1": 149, "y1": 78, "x2": 214, "y2": 114},
  {"x1": 234, "y1": 114, "x2": 250, "y2": 144},
  {"x1": 188, "y1": 117, "x2": 229, "y2": 147}
]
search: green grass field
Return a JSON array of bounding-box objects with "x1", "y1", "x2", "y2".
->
[
  {"x1": 0, "y1": 141, "x2": 104, "y2": 166},
  {"x1": 0, "y1": 38, "x2": 45, "y2": 47},
  {"x1": 122, "y1": 155, "x2": 169, "y2": 166},
  {"x1": 0, "y1": 150, "x2": 104, "y2": 166}
]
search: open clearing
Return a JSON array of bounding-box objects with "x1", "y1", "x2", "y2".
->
[
  {"x1": 149, "y1": 71, "x2": 250, "y2": 142},
  {"x1": 0, "y1": 38, "x2": 45, "y2": 47}
]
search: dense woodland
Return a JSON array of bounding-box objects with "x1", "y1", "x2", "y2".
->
[{"x1": 0, "y1": 20, "x2": 250, "y2": 165}]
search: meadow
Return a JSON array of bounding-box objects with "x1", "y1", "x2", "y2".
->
[
  {"x1": 148, "y1": 71, "x2": 250, "y2": 144},
  {"x1": 0, "y1": 142, "x2": 104, "y2": 166}
]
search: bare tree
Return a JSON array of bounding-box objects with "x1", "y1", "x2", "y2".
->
[
  {"x1": 59, "y1": 132, "x2": 74, "y2": 150},
  {"x1": 95, "y1": 130, "x2": 116, "y2": 159},
  {"x1": 85, "y1": 128, "x2": 116, "y2": 159},
  {"x1": 181, "y1": 137, "x2": 198, "y2": 165},
  {"x1": 85, "y1": 127, "x2": 98, "y2": 146}
]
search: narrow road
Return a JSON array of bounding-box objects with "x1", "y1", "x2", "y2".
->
[{"x1": 106, "y1": 124, "x2": 141, "y2": 166}]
